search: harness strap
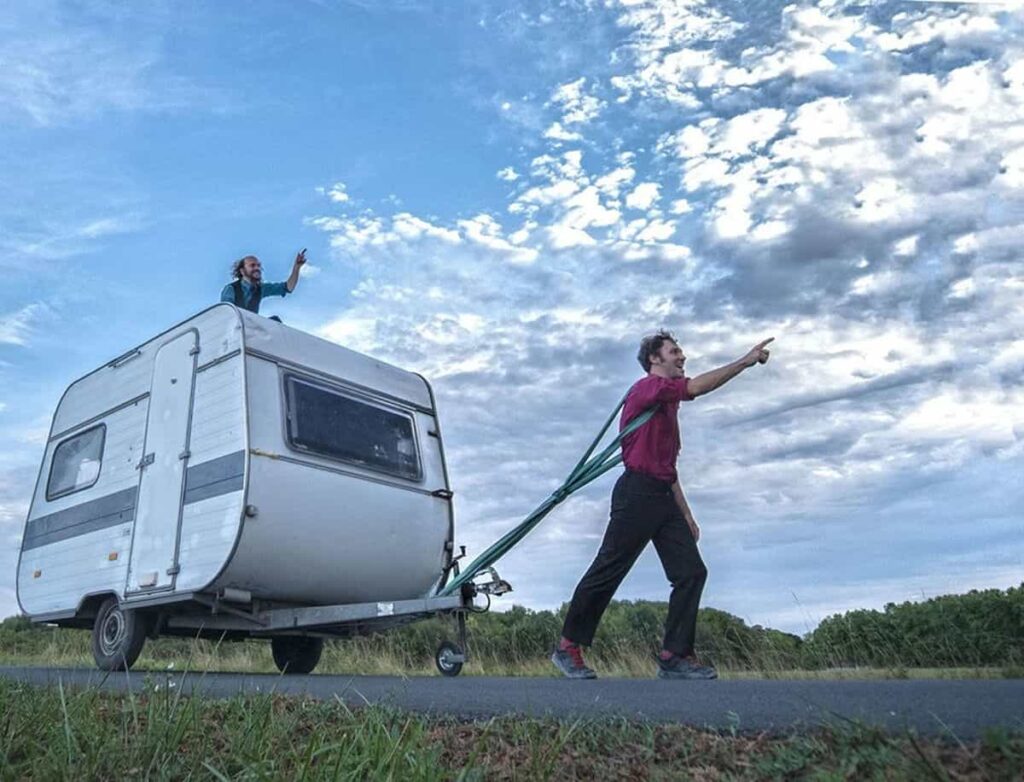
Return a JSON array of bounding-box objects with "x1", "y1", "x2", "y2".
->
[{"x1": 438, "y1": 396, "x2": 658, "y2": 596}]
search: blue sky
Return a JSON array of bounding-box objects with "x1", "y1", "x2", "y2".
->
[{"x1": 2, "y1": 0, "x2": 1022, "y2": 634}]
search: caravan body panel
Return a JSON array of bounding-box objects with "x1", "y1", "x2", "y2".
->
[
  {"x1": 212, "y1": 348, "x2": 450, "y2": 603},
  {"x1": 211, "y1": 311, "x2": 452, "y2": 603},
  {"x1": 17, "y1": 306, "x2": 247, "y2": 617}
]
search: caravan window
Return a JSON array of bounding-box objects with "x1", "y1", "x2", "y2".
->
[
  {"x1": 284, "y1": 375, "x2": 421, "y2": 481},
  {"x1": 46, "y1": 425, "x2": 105, "y2": 500}
]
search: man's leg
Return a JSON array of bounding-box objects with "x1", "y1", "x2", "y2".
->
[
  {"x1": 652, "y1": 510, "x2": 708, "y2": 658},
  {"x1": 561, "y1": 477, "x2": 663, "y2": 647}
]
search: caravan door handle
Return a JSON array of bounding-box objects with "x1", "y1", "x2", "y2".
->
[
  {"x1": 136, "y1": 452, "x2": 155, "y2": 470},
  {"x1": 430, "y1": 489, "x2": 454, "y2": 500}
]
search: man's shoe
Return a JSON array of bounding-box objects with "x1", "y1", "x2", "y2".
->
[
  {"x1": 551, "y1": 644, "x2": 597, "y2": 679},
  {"x1": 656, "y1": 653, "x2": 718, "y2": 680}
]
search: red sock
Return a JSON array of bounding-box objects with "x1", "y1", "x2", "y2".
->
[
  {"x1": 659, "y1": 650, "x2": 675, "y2": 661},
  {"x1": 559, "y1": 637, "x2": 578, "y2": 651}
]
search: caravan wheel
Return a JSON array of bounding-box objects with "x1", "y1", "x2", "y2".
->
[
  {"x1": 435, "y1": 641, "x2": 464, "y2": 677},
  {"x1": 91, "y1": 598, "x2": 149, "y2": 671},
  {"x1": 271, "y1": 636, "x2": 324, "y2": 674}
]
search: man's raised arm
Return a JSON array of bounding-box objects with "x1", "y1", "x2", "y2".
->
[
  {"x1": 687, "y1": 337, "x2": 774, "y2": 398},
  {"x1": 286, "y1": 248, "x2": 307, "y2": 293}
]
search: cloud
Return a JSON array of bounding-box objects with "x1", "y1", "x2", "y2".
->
[
  {"x1": 300, "y1": 0, "x2": 1024, "y2": 632},
  {"x1": 0, "y1": 304, "x2": 48, "y2": 346},
  {"x1": 0, "y1": 2, "x2": 227, "y2": 126},
  {"x1": 319, "y1": 182, "x2": 350, "y2": 203},
  {"x1": 0, "y1": 208, "x2": 144, "y2": 266},
  {"x1": 543, "y1": 121, "x2": 583, "y2": 142},
  {"x1": 624, "y1": 182, "x2": 661, "y2": 210},
  {"x1": 549, "y1": 77, "x2": 605, "y2": 126}
]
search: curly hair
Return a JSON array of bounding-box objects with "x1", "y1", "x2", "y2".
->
[
  {"x1": 231, "y1": 255, "x2": 258, "y2": 280},
  {"x1": 637, "y1": 330, "x2": 678, "y2": 373}
]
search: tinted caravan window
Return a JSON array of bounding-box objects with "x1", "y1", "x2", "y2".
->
[
  {"x1": 47, "y1": 425, "x2": 105, "y2": 500},
  {"x1": 285, "y1": 375, "x2": 421, "y2": 481}
]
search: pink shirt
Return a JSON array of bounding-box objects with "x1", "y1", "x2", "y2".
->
[{"x1": 620, "y1": 375, "x2": 694, "y2": 484}]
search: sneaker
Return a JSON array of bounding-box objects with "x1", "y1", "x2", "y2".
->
[
  {"x1": 656, "y1": 653, "x2": 718, "y2": 680},
  {"x1": 551, "y1": 644, "x2": 598, "y2": 679}
]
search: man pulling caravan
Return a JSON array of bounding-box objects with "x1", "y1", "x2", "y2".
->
[
  {"x1": 221, "y1": 249, "x2": 308, "y2": 315},
  {"x1": 552, "y1": 330, "x2": 774, "y2": 681}
]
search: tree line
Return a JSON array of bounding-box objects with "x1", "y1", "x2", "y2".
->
[{"x1": 2, "y1": 583, "x2": 1020, "y2": 670}]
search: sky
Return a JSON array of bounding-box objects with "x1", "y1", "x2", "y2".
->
[{"x1": 1, "y1": 0, "x2": 1022, "y2": 635}]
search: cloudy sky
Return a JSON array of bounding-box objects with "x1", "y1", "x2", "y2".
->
[{"x1": 1, "y1": 0, "x2": 1022, "y2": 635}]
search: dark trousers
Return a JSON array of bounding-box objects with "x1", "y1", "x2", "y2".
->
[{"x1": 561, "y1": 470, "x2": 708, "y2": 656}]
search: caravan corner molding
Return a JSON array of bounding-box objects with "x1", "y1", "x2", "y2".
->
[{"x1": 16, "y1": 304, "x2": 462, "y2": 671}]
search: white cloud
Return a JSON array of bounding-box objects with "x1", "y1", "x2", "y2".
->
[
  {"x1": 0, "y1": 4, "x2": 225, "y2": 126},
  {"x1": 322, "y1": 182, "x2": 350, "y2": 203},
  {"x1": 595, "y1": 165, "x2": 636, "y2": 196},
  {"x1": 543, "y1": 121, "x2": 583, "y2": 142},
  {"x1": 457, "y1": 214, "x2": 539, "y2": 263},
  {"x1": 549, "y1": 77, "x2": 605, "y2": 126},
  {"x1": 393, "y1": 213, "x2": 462, "y2": 244},
  {"x1": 624, "y1": 182, "x2": 661, "y2": 210},
  {"x1": 4, "y1": 213, "x2": 143, "y2": 262},
  {"x1": 302, "y1": 0, "x2": 1024, "y2": 634},
  {"x1": 559, "y1": 186, "x2": 621, "y2": 230},
  {"x1": 0, "y1": 303, "x2": 46, "y2": 346}
]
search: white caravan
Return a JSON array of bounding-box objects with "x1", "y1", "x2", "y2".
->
[{"x1": 16, "y1": 305, "x2": 498, "y2": 675}]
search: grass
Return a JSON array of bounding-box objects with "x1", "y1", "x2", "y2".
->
[
  {"x1": 1, "y1": 677, "x2": 1022, "y2": 780},
  {"x1": 1, "y1": 624, "x2": 1021, "y2": 681}
]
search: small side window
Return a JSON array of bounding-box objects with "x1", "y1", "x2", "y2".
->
[
  {"x1": 46, "y1": 425, "x2": 106, "y2": 500},
  {"x1": 284, "y1": 375, "x2": 422, "y2": 481}
]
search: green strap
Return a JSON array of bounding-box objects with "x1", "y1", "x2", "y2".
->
[{"x1": 439, "y1": 397, "x2": 657, "y2": 597}]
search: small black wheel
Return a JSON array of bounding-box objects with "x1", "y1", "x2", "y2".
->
[
  {"x1": 91, "y1": 597, "x2": 149, "y2": 671},
  {"x1": 435, "y1": 640, "x2": 464, "y2": 677},
  {"x1": 271, "y1": 636, "x2": 324, "y2": 674}
]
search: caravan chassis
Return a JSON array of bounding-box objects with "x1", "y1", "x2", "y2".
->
[{"x1": 46, "y1": 588, "x2": 478, "y2": 677}]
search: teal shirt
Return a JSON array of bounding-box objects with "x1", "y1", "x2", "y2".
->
[{"x1": 220, "y1": 279, "x2": 290, "y2": 313}]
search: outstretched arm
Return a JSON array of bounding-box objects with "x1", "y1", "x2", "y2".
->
[
  {"x1": 286, "y1": 248, "x2": 307, "y2": 292},
  {"x1": 687, "y1": 337, "x2": 773, "y2": 397}
]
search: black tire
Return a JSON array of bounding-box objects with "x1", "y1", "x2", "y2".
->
[
  {"x1": 271, "y1": 636, "x2": 323, "y2": 674},
  {"x1": 91, "y1": 597, "x2": 149, "y2": 671},
  {"x1": 435, "y1": 640, "x2": 463, "y2": 677}
]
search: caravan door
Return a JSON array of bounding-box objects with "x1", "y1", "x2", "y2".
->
[{"x1": 126, "y1": 330, "x2": 198, "y2": 595}]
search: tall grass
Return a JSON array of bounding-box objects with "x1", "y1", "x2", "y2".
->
[
  {"x1": 1, "y1": 678, "x2": 1021, "y2": 780},
  {"x1": 2, "y1": 585, "x2": 1021, "y2": 678}
]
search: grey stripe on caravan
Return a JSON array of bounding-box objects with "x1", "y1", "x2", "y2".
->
[
  {"x1": 21, "y1": 486, "x2": 137, "y2": 551},
  {"x1": 182, "y1": 450, "x2": 245, "y2": 504},
  {"x1": 21, "y1": 450, "x2": 246, "y2": 551}
]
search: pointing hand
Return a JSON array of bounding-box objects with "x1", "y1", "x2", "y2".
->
[{"x1": 743, "y1": 337, "x2": 774, "y2": 367}]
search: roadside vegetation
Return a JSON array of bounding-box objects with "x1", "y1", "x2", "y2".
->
[
  {"x1": 1, "y1": 584, "x2": 1021, "y2": 679},
  {"x1": 1, "y1": 677, "x2": 1022, "y2": 780}
]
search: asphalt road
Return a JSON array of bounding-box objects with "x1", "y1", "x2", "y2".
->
[{"x1": 1, "y1": 666, "x2": 1021, "y2": 739}]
